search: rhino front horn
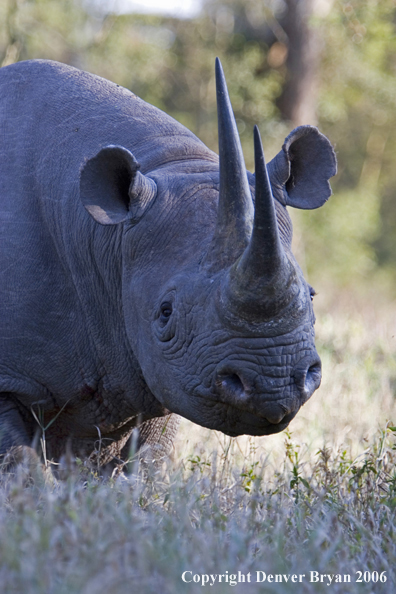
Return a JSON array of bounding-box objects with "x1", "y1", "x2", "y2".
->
[
  {"x1": 224, "y1": 126, "x2": 298, "y2": 319},
  {"x1": 203, "y1": 58, "x2": 254, "y2": 270}
]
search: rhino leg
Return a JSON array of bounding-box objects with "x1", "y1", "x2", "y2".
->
[
  {"x1": 138, "y1": 414, "x2": 181, "y2": 462},
  {"x1": 119, "y1": 413, "x2": 181, "y2": 466},
  {"x1": 0, "y1": 395, "x2": 46, "y2": 476},
  {"x1": 0, "y1": 394, "x2": 32, "y2": 455}
]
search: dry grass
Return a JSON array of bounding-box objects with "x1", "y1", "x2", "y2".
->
[{"x1": 0, "y1": 301, "x2": 396, "y2": 593}]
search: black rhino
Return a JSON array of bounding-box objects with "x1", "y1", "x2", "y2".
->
[{"x1": 0, "y1": 58, "x2": 336, "y2": 466}]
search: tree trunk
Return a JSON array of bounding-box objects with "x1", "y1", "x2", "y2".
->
[{"x1": 277, "y1": 0, "x2": 321, "y2": 126}]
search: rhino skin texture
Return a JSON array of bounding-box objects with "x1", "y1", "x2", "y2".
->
[{"x1": 0, "y1": 59, "x2": 337, "y2": 467}]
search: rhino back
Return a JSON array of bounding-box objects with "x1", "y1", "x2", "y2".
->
[{"x1": 0, "y1": 60, "x2": 216, "y2": 169}]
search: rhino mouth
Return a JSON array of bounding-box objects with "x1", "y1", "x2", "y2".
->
[
  {"x1": 220, "y1": 405, "x2": 299, "y2": 437},
  {"x1": 191, "y1": 388, "x2": 300, "y2": 436}
]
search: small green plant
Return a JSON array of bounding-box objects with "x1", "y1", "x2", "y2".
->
[
  {"x1": 187, "y1": 455, "x2": 211, "y2": 473},
  {"x1": 240, "y1": 461, "x2": 259, "y2": 493},
  {"x1": 284, "y1": 430, "x2": 310, "y2": 502}
]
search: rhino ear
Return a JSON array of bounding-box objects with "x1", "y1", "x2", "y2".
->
[
  {"x1": 80, "y1": 145, "x2": 157, "y2": 225},
  {"x1": 267, "y1": 126, "x2": 337, "y2": 210}
]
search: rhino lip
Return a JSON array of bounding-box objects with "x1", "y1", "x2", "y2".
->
[
  {"x1": 192, "y1": 387, "x2": 300, "y2": 432},
  {"x1": 224, "y1": 405, "x2": 298, "y2": 434},
  {"x1": 212, "y1": 401, "x2": 297, "y2": 436},
  {"x1": 222, "y1": 417, "x2": 292, "y2": 437}
]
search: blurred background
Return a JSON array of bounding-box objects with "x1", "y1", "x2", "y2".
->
[{"x1": 1, "y1": 0, "x2": 395, "y2": 453}]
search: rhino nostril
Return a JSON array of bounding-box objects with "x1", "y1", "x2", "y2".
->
[
  {"x1": 308, "y1": 362, "x2": 321, "y2": 375},
  {"x1": 303, "y1": 361, "x2": 322, "y2": 399},
  {"x1": 216, "y1": 372, "x2": 245, "y2": 399},
  {"x1": 294, "y1": 355, "x2": 322, "y2": 402},
  {"x1": 223, "y1": 373, "x2": 245, "y2": 396}
]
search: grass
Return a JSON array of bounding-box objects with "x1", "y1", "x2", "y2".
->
[{"x1": 0, "y1": 302, "x2": 396, "y2": 593}]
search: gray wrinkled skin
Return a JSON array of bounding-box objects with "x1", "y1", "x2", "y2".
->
[{"x1": 0, "y1": 60, "x2": 336, "y2": 466}]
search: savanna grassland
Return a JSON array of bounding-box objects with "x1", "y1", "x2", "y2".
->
[{"x1": 0, "y1": 299, "x2": 395, "y2": 594}]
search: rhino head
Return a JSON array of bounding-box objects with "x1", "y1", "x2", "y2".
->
[{"x1": 80, "y1": 59, "x2": 336, "y2": 437}]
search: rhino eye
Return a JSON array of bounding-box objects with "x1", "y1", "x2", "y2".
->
[
  {"x1": 160, "y1": 302, "x2": 173, "y2": 323},
  {"x1": 309, "y1": 287, "x2": 317, "y2": 302}
]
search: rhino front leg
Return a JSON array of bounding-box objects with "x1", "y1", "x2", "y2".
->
[
  {"x1": 119, "y1": 414, "x2": 181, "y2": 466},
  {"x1": 0, "y1": 394, "x2": 32, "y2": 455},
  {"x1": 137, "y1": 414, "x2": 181, "y2": 462},
  {"x1": 0, "y1": 394, "x2": 45, "y2": 476}
]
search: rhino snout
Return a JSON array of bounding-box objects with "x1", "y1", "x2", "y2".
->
[
  {"x1": 213, "y1": 354, "x2": 321, "y2": 426},
  {"x1": 213, "y1": 363, "x2": 291, "y2": 425}
]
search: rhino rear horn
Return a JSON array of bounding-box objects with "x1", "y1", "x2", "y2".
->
[
  {"x1": 237, "y1": 126, "x2": 286, "y2": 281},
  {"x1": 80, "y1": 145, "x2": 157, "y2": 225},
  {"x1": 224, "y1": 126, "x2": 298, "y2": 319}
]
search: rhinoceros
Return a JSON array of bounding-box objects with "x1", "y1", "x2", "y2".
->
[{"x1": 0, "y1": 58, "x2": 336, "y2": 466}]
